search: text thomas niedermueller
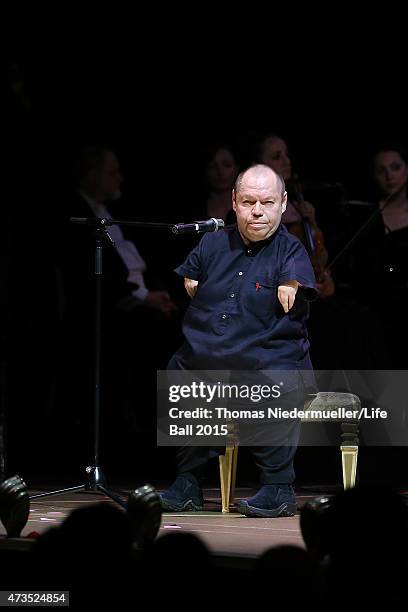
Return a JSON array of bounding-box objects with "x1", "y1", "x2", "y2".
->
[{"x1": 167, "y1": 407, "x2": 388, "y2": 420}]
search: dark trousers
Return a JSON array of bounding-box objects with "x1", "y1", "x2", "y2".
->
[
  {"x1": 167, "y1": 353, "x2": 305, "y2": 485},
  {"x1": 175, "y1": 387, "x2": 303, "y2": 485},
  {"x1": 176, "y1": 436, "x2": 301, "y2": 485}
]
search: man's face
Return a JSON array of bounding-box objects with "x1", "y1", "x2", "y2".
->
[
  {"x1": 92, "y1": 151, "x2": 123, "y2": 201},
  {"x1": 232, "y1": 167, "x2": 287, "y2": 244},
  {"x1": 260, "y1": 136, "x2": 292, "y2": 180}
]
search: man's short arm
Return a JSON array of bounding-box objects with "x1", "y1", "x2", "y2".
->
[
  {"x1": 184, "y1": 277, "x2": 198, "y2": 298},
  {"x1": 278, "y1": 280, "x2": 299, "y2": 313},
  {"x1": 278, "y1": 240, "x2": 318, "y2": 302}
]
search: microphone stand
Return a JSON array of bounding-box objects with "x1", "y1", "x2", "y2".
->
[{"x1": 29, "y1": 216, "x2": 210, "y2": 506}]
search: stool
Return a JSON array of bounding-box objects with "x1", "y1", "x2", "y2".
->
[{"x1": 219, "y1": 391, "x2": 360, "y2": 513}]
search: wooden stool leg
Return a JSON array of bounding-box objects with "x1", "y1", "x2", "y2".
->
[
  {"x1": 230, "y1": 445, "x2": 238, "y2": 504},
  {"x1": 340, "y1": 445, "x2": 358, "y2": 489},
  {"x1": 219, "y1": 446, "x2": 238, "y2": 513}
]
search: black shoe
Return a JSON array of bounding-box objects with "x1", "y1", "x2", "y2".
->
[
  {"x1": 237, "y1": 485, "x2": 297, "y2": 518},
  {"x1": 159, "y1": 473, "x2": 203, "y2": 512}
]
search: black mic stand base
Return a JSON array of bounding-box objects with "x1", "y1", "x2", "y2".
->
[
  {"x1": 29, "y1": 466, "x2": 127, "y2": 509},
  {"x1": 28, "y1": 221, "x2": 129, "y2": 511}
]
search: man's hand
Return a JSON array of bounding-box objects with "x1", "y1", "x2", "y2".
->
[
  {"x1": 278, "y1": 280, "x2": 300, "y2": 313},
  {"x1": 184, "y1": 277, "x2": 198, "y2": 298},
  {"x1": 144, "y1": 290, "x2": 178, "y2": 317}
]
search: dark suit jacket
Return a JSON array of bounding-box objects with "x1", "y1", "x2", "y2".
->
[{"x1": 58, "y1": 193, "x2": 139, "y2": 325}]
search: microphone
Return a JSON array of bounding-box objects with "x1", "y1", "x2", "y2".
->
[{"x1": 171, "y1": 218, "x2": 225, "y2": 235}]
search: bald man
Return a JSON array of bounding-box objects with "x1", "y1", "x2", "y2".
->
[{"x1": 160, "y1": 165, "x2": 317, "y2": 517}]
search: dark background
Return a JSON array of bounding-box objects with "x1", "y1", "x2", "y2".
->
[{"x1": 3, "y1": 35, "x2": 407, "y2": 490}]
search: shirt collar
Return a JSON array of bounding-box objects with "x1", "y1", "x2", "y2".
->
[{"x1": 234, "y1": 223, "x2": 283, "y2": 255}]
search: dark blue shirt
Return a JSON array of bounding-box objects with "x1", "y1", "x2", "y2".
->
[{"x1": 172, "y1": 223, "x2": 316, "y2": 374}]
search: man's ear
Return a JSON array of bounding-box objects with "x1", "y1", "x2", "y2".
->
[
  {"x1": 281, "y1": 191, "x2": 287, "y2": 214},
  {"x1": 232, "y1": 189, "x2": 237, "y2": 211}
]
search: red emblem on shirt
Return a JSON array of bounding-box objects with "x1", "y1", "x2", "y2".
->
[{"x1": 255, "y1": 282, "x2": 261, "y2": 291}]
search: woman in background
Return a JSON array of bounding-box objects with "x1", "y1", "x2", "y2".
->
[
  {"x1": 373, "y1": 143, "x2": 408, "y2": 368},
  {"x1": 202, "y1": 143, "x2": 239, "y2": 224}
]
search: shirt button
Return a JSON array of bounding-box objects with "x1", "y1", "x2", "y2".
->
[
  {"x1": 230, "y1": 293, "x2": 235, "y2": 298},
  {"x1": 238, "y1": 271, "x2": 243, "y2": 276},
  {"x1": 247, "y1": 249, "x2": 252, "y2": 254},
  {"x1": 222, "y1": 314, "x2": 227, "y2": 319}
]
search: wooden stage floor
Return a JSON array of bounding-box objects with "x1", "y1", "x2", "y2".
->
[{"x1": 0, "y1": 484, "x2": 342, "y2": 564}]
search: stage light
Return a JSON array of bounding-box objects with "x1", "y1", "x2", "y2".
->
[
  {"x1": 126, "y1": 484, "x2": 162, "y2": 549},
  {"x1": 299, "y1": 494, "x2": 333, "y2": 559},
  {"x1": 0, "y1": 475, "x2": 30, "y2": 538}
]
